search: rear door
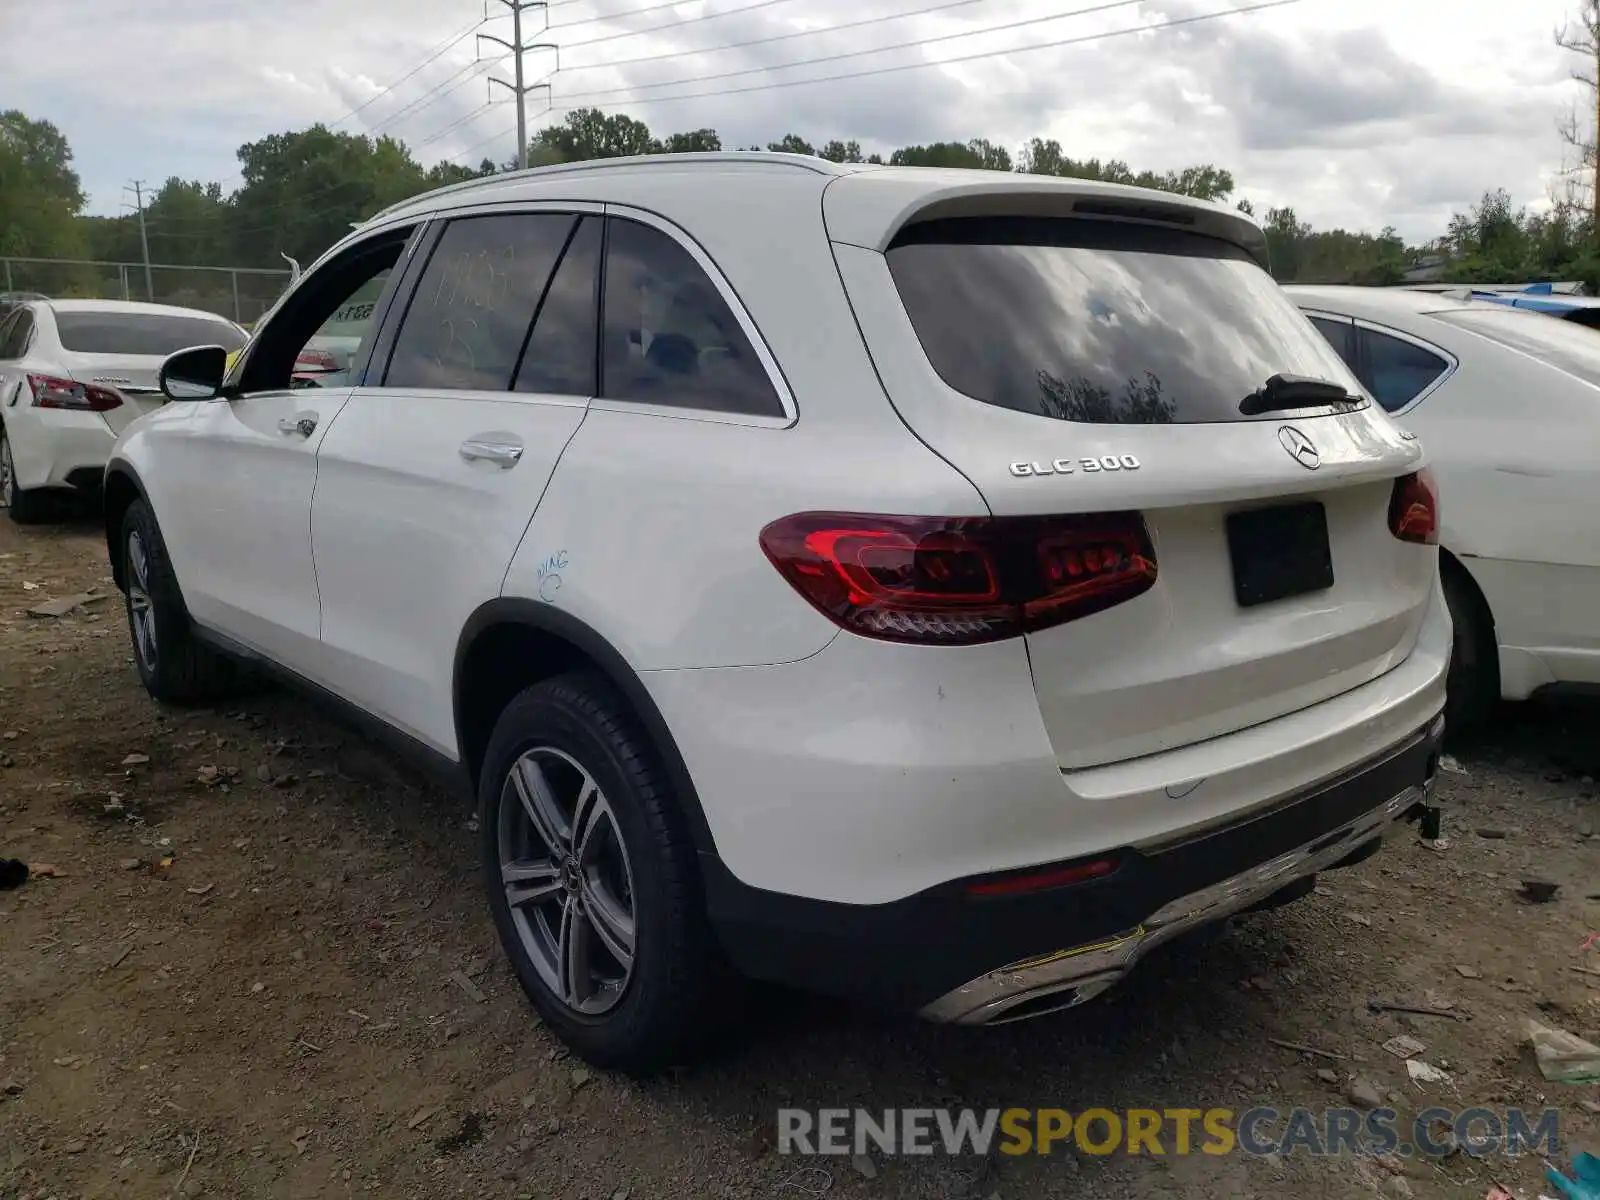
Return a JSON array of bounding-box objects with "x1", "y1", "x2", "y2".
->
[
  {"x1": 832, "y1": 211, "x2": 1430, "y2": 768},
  {"x1": 309, "y1": 206, "x2": 601, "y2": 754}
]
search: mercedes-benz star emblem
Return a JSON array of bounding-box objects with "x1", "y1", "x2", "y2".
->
[{"x1": 1277, "y1": 425, "x2": 1320, "y2": 470}]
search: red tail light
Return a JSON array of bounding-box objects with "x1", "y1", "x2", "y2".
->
[
  {"x1": 27, "y1": 374, "x2": 122, "y2": 412},
  {"x1": 1388, "y1": 468, "x2": 1439, "y2": 545},
  {"x1": 759, "y1": 511, "x2": 1158, "y2": 645},
  {"x1": 294, "y1": 349, "x2": 338, "y2": 373}
]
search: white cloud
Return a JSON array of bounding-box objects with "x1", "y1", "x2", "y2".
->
[{"x1": 2, "y1": 0, "x2": 1587, "y2": 241}]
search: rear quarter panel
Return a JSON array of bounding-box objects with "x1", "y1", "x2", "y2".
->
[{"x1": 500, "y1": 184, "x2": 991, "y2": 670}]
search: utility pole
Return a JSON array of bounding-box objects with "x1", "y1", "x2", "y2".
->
[
  {"x1": 124, "y1": 181, "x2": 155, "y2": 301},
  {"x1": 479, "y1": 0, "x2": 554, "y2": 170}
]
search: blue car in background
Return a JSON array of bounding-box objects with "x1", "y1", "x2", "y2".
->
[{"x1": 1412, "y1": 282, "x2": 1600, "y2": 329}]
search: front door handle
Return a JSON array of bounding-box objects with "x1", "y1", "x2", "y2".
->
[
  {"x1": 460, "y1": 436, "x2": 524, "y2": 468},
  {"x1": 278, "y1": 414, "x2": 318, "y2": 438}
]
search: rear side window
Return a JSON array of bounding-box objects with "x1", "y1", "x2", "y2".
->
[
  {"x1": 1307, "y1": 315, "x2": 1354, "y2": 363},
  {"x1": 885, "y1": 216, "x2": 1366, "y2": 424},
  {"x1": 1432, "y1": 306, "x2": 1600, "y2": 386},
  {"x1": 1358, "y1": 328, "x2": 1449, "y2": 412},
  {"x1": 54, "y1": 311, "x2": 245, "y2": 355},
  {"x1": 3, "y1": 311, "x2": 36, "y2": 358},
  {"x1": 386, "y1": 213, "x2": 576, "y2": 391},
  {"x1": 0, "y1": 311, "x2": 21, "y2": 359},
  {"x1": 514, "y1": 216, "x2": 600, "y2": 396},
  {"x1": 600, "y1": 218, "x2": 784, "y2": 417}
]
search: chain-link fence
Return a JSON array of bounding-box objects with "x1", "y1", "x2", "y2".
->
[{"x1": 0, "y1": 257, "x2": 295, "y2": 325}]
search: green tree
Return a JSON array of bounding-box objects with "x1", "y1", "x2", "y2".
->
[
  {"x1": 891, "y1": 140, "x2": 1011, "y2": 170},
  {"x1": 533, "y1": 108, "x2": 656, "y2": 162},
  {"x1": 767, "y1": 134, "x2": 816, "y2": 156},
  {"x1": 819, "y1": 139, "x2": 865, "y2": 163},
  {"x1": 656, "y1": 129, "x2": 722, "y2": 153},
  {"x1": 229, "y1": 125, "x2": 429, "y2": 266},
  {"x1": 0, "y1": 110, "x2": 87, "y2": 260}
]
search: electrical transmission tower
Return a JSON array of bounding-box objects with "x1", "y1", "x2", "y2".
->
[{"x1": 479, "y1": 0, "x2": 556, "y2": 170}]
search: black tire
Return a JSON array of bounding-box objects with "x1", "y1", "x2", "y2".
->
[
  {"x1": 479, "y1": 672, "x2": 730, "y2": 1074},
  {"x1": 120, "y1": 498, "x2": 238, "y2": 702},
  {"x1": 1, "y1": 425, "x2": 52, "y2": 525},
  {"x1": 1441, "y1": 557, "x2": 1497, "y2": 734}
]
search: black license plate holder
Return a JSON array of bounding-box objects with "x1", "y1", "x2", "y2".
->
[{"x1": 1226, "y1": 501, "x2": 1334, "y2": 608}]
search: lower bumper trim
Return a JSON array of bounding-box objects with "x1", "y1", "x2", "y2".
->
[{"x1": 919, "y1": 780, "x2": 1427, "y2": 1025}]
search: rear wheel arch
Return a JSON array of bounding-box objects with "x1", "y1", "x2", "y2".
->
[
  {"x1": 453, "y1": 600, "x2": 719, "y2": 858},
  {"x1": 1438, "y1": 546, "x2": 1500, "y2": 728},
  {"x1": 1439, "y1": 547, "x2": 1496, "y2": 640}
]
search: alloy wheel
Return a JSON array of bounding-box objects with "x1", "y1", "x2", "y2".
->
[
  {"x1": 498, "y1": 746, "x2": 637, "y2": 1016},
  {"x1": 126, "y1": 530, "x2": 158, "y2": 670}
]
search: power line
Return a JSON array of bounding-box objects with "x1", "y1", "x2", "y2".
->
[
  {"x1": 557, "y1": 0, "x2": 1192, "y2": 103},
  {"x1": 327, "y1": 14, "x2": 486, "y2": 128},
  {"x1": 418, "y1": 102, "x2": 499, "y2": 148},
  {"x1": 561, "y1": 0, "x2": 1114, "y2": 75},
  {"x1": 553, "y1": 0, "x2": 804, "y2": 37},
  {"x1": 366, "y1": 57, "x2": 501, "y2": 134},
  {"x1": 454, "y1": 0, "x2": 1305, "y2": 156}
]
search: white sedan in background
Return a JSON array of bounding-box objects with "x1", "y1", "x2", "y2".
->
[
  {"x1": 1289, "y1": 284, "x2": 1600, "y2": 727},
  {"x1": 0, "y1": 299, "x2": 248, "y2": 522}
]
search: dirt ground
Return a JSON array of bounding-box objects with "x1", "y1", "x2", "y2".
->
[{"x1": 2, "y1": 516, "x2": 1598, "y2": 1200}]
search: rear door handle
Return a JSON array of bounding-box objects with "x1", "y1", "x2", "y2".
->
[
  {"x1": 278, "y1": 414, "x2": 318, "y2": 438},
  {"x1": 460, "y1": 436, "x2": 524, "y2": 468}
]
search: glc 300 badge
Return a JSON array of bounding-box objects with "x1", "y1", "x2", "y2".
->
[{"x1": 1009, "y1": 455, "x2": 1141, "y2": 478}]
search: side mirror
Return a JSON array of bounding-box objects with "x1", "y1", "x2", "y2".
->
[{"x1": 159, "y1": 344, "x2": 228, "y2": 402}]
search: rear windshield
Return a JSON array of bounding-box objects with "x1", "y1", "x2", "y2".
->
[
  {"x1": 1430, "y1": 306, "x2": 1600, "y2": 384},
  {"x1": 54, "y1": 311, "x2": 247, "y2": 356},
  {"x1": 885, "y1": 216, "x2": 1367, "y2": 424}
]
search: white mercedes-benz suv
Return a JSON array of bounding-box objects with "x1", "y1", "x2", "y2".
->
[{"x1": 104, "y1": 154, "x2": 1447, "y2": 1073}]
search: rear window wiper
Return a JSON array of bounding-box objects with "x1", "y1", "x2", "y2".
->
[{"x1": 1239, "y1": 373, "x2": 1361, "y2": 417}]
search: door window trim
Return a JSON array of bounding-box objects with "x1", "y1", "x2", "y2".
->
[{"x1": 594, "y1": 203, "x2": 797, "y2": 429}]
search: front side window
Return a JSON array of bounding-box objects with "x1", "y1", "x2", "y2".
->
[
  {"x1": 1358, "y1": 328, "x2": 1449, "y2": 412},
  {"x1": 600, "y1": 218, "x2": 784, "y2": 417},
  {"x1": 386, "y1": 213, "x2": 577, "y2": 391},
  {"x1": 54, "y1": 311, "x2": 247, "y2": 357},
  {"x1": 294, "y1": 270, "x2": 392, "y2": 387},
  {"x1": 236, "y1": 229, "x2": 411, "y2": 394},
  {"x1": 886, "y1": 216, "x2": 1366, "y2": 424}
]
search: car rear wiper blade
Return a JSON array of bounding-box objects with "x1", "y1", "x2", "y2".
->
[{"x1": 1239, "y1": 373, "x2": 1361, "y2": 416}]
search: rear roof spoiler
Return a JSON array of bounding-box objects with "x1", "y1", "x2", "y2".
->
[{"x1": 820, "y1": 170, "x2": 1268, "y2": 265}]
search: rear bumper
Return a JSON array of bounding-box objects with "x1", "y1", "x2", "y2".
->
[
  {"x1": 703, "y1": 713, "x2": 1443, "y2": 1016},
  {"x1": 9, "y1": 411, "x2": 115, "y2": 491}
]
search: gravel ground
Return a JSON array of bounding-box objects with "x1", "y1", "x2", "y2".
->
[{"x1": 2, "y1": 516, "x2": 1597, "y2": 1200}]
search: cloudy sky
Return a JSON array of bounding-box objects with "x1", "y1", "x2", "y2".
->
[{"x1": 0, "y1": 0, "x2": 1586, "y2": 241}]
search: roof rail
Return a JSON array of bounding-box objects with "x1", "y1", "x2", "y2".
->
[{"x1": 366, "y1": 151, "x2": 849, "y2": 224}]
